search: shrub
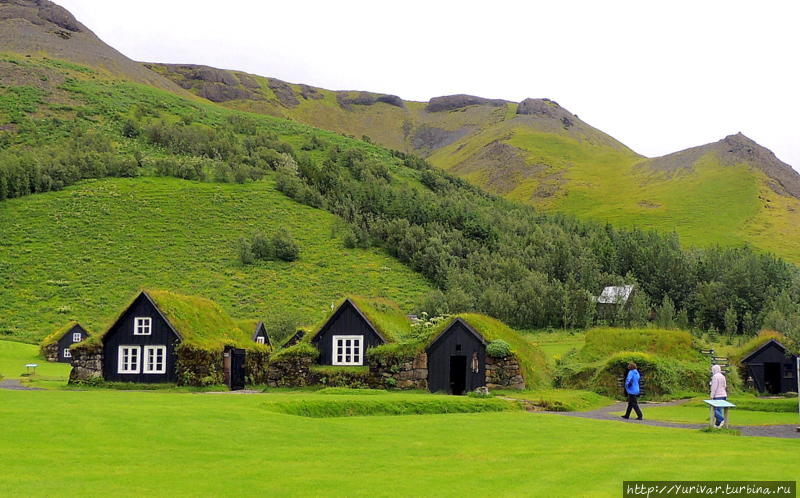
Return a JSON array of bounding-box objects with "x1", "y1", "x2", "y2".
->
[
  {"x1": 486, "y1": 339, "x2": 512, "y2": 358},
  {"x1": 251, "y1": 231, "x2": 273, "y2": 260},
  {"x1": 272, "y1": 229, "x2": 300, "y2": 261},
  {"x1": 237, "y1": 237, "x2": 254, "y2": 265}
]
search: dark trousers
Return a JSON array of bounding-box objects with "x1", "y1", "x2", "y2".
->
[{"x1": 625, "y1": 394, "x2": 643, "y2": 419}]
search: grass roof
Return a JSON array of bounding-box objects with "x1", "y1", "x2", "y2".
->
[
  {"x1": 85, "y1": 290, "x2": 269, "y2": 352},
  {"x1": 308, "y1": 296, "x2": 411, "y2": 343},
  {"x1": 730, "y1": 330, "x2": 788, "y2": 366},
  {"x1": 41, "y1": 322, "x2": 86, "y2": 347},
  {"x1": 577, "y1": 327, "x2": 700, "y2": 363}
]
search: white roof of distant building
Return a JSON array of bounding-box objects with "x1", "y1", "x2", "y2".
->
[{"x1": 597, "y1": 285, "x2": 634, "y2": 304}]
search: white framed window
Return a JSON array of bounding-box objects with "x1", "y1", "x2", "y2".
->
[
  {"x1": 143, "y1": 346, "x2": 167, "y2": 374},
  {"x1": 63, "y1": 348, "x2": 72, "y2": 358},
  {"x1": 134, "y1": 317, "x2": 152, "y2": 335},
  {"x1": 256, "y1": 336, "x2": 265, "y2": 344},
  {"x1": 72, "y1": 332, "x2": 82, "y2": 343},
  {"x1": 332, "y1": 335, "x2": 363, "y2": 365},
  {"x1": 118, "y1": 346, "x2": 141, "y2": 374}
]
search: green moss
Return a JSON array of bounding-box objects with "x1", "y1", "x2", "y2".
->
[{"x1": 270, "y1": 342, "x2": 318, "y2": 362}]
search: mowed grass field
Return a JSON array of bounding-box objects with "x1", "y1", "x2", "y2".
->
[
  {"x1": 0, "y1": 177, "x2": 432, "y2": 343},
  {"x1": 1, "y1": 389, "x2": 797, "y2": 497},
  {"x1": 0, "y1": 340, "x2": 70, "y2": 380}
]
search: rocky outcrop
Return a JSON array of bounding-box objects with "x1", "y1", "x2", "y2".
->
[
  {"x1": 336, "y1": 91, "x2": 405, "y2": 110},
  {"x1": 298, "y1": 84, "x2": 323, "y2": 100},
  {"x1": 268, "y1": 78, "x2": 299, "y2": 107},
  {"x1": 411, "y1": 125, "x2": 472, "y2": 153},
  {"x1": 426, "y1": 94, "x2": 508, "y2": 112},
  {"x1": 516, "y1": 98, "x2": 576, "y2": 128},
  {"x1": 485, "y1": 355, "x2": 525, "y2": 390},
  {"x1": 68, "y1": 344, "x2": 103, "y2": 384}
]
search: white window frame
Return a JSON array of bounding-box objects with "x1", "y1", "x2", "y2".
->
[
  {"x1": 63, "y1": 348, "x2": 72, "y2": 358},
  {"x1": 134, "y1": 317, "x2": 152, "y2": 336},
  {"x1": 143, "y1": 345, "x2": 167, "y2": 374},
  {"x1": 256, "y1": 336, "x2": 265, "y2": 344},
  {"x1": 332, "y1": 335, "x2": 363, "y2": 366},
  {"x1": 72, "y1": 332, "x2": 82, "y2": 343},
  {"x1": 118, "y1": 346, "x2": 141, "y2": 374}
]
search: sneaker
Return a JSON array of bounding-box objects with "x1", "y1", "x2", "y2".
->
[
  {"x1": 621, "y1": 415, "x2": 630, "y2": 419},
  {"x1": 636, "y1": 417, "x2": 643, "y2": 420}
]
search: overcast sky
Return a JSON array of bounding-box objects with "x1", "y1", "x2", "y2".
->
[{"x1": 57, "y1": 0, "x2": 800, "y2": 169}]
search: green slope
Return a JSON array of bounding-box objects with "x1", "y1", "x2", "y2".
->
[
  {"x1": 0, "y1": 177, "x2": 431, "y2": 343},
  {"x1": 151, "y1": 63, "x2": 800, "y2": 264}
]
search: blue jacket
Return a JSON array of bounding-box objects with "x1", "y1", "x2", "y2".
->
[{"x1": 625, "y1": 369, "x2": 640, "y2": 395}]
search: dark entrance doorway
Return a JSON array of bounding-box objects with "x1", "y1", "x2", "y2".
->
[
  {"x1": 224, "y1": 347, "x2": 246, "y2": 391},
  {"x1": 764, "y1": 363, "x2": 781, "y2": 394},
  {"x1": 449, "y1": 355, "x2": 467, "y2": 395}
]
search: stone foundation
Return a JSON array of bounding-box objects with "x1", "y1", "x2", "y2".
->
[
  {"x1": 369, "y1": 352, "x2": 428, "y2": 390},
  {"x1": 68, "y1": 344, "x2": 103, "y2": 383},
  {"x1": 486, "y1": 355, "x2": 525, "y2": 390},
  {"x1": 267, "y1": 356, "x2": 316, "y2": 387}
]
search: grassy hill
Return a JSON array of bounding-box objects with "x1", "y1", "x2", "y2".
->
[
  {"x1": 148, "y1": 65, "x2": 800, "y2": 264},
  {"x1": 0, "y1": 177, "x2": 431, "y2": 343}
]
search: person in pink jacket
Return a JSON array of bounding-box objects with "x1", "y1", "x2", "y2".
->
[{"x1": 710, "y1": 364, "x2": 728, "y2": 428}]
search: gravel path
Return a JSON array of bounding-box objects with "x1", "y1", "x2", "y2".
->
[
  {"x1": 530, "y1": 399, "x2": 800, "y2": 439},
  {"x1": 0, "y1": 378, "x2": 43, "y2": 391}
]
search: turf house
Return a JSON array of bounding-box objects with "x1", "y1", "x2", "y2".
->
[
  {"x1": 69, "y1": 290, "x2": 270, "y2": 388},
  {"x1": 270, "y1": 297, "x2": 547, "y2": 393},
  {"x1": 426, "y1": 318, "x2": 487, "y2": 394},
  {"x1": 310, "y1": 298, "x2": 389, "y2": 366},
  {"x1": 740, "y1": 339, "x2": 798, "y2": 394},
  {"x1": 40, "y1": 322, "x2": 89, "y2": 363},
  {"x1": 251, "y1": 321, "x2": 271, "y2": 346}
]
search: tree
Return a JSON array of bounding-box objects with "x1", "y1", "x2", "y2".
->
[
  {"x1": 655, "y1": 296, "x2": 676, "y2": 329},
  {"x1": 724, "y1": 306, "x2": 738, "y2": 335}
]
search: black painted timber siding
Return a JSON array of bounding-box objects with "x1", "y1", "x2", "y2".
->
[
  {"x1": 102, "y1": 294, "x2": 181, "y2": 383},
  {"x1": 743, "y1": 340, "x2": 798, "y2": 394},
  {"x1": 427, "y1": 319, "x2": 486, "y2": 394},
  {"x1": 253, "y1": 322, "x2": 270, "y2": 346},
  {"x1": 56, "y1": 324, "x2": 88, "y2": 363},
  {"x1": 312, "y1": 300, "x2": 385, "y2": 365}
]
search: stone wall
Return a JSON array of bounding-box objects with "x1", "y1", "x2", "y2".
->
[
  {"x1": 485, "y1": 355, "x2": 525, "y2": 390},
  {"x1": 68, "y1": 344, "x2": 103, "y2": 384},
  {"x1": 267, "y1": 356, "x2": 316, "y2": 387},
  {"x1": 175, "y1": 346, "x2": 224, "y2": 386},
  {"x1": 41, "y1": 343, "x2": 59, "y2": 362},
  {"x1": 369, "y1": 352, "x2": 428, "y2": 390},
  {"x1": 245, "y1": 351, "x2": 270, "y2": 385}
]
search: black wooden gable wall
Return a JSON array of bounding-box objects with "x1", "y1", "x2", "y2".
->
[
  {"x1": 253, "y1": 322, "x2": 270, "y2": 346},
  {"x1": 742, "y1": 340, "x2": 798, "y2": 394},
  {"x1": 102, "y1": 293, "x2": 181, "y2": 383},
  {"x1": 312, "y1": 300, "x2": 385, "y2": 365},
  {"x1": 427, "y1": 319, "x2": 487, "y2": 394},
  {"x1": 56, "y1": 324, "x2": 88, "y2": 363}
]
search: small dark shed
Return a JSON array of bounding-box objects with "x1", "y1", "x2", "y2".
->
[
  {"x1": 56, "y1": 323, "x2": 89, "y2": 363},
  {"x1": 311, "y1": 299, "x2": 386, "y2": 366},
  {"x1": 283, "y1": 329, "x2": 306, "y2": 348},
  {"x1": 252, "y1": 322, "x2": 271, "y2": 346},
  {"x1": 426, "y1": 318, "x2": 486, "y2": 395},
  {"x1": 741, "y1": 339, "x2": 798, "y2": 394},
  {"x1": 102, "y1": 291, "x2": 182, "y2": 383}
]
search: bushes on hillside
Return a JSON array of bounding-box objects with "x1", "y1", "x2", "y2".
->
[{"x1": 237, "y1": 229, "x2": 300, "y2": 265}]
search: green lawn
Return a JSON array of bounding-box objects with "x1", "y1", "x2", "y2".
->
[
  {"x1": 0, "y1": 340, "x2": 70, "y2": 381},
  {"x1": 615, "y1": 404, "x2": 800, "y2": 426},
  {"x1": 0, "y1": 177, "x2": 432, "y2": 343},
  {"x1": 496, "y1": 388, "x2": 613, "y2": 412},
  {"x1": 0, "y1": 389, "x2": 796, "y2": 496}
]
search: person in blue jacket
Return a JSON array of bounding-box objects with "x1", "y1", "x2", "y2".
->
[{"x1": 621, "y1": 362, "x2": 643, "y2": 420}]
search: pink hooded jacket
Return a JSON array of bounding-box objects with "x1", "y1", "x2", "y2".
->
[{"x1": 710, "y1": 364, "x2": 727, "y2": 398}]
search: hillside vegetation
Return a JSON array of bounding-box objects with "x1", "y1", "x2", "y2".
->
[
  {"x1": 152, "y1": 64, "x2": 800, "y2": 265},
  {"x1": 0, "y1": 177, "x2": 431, "y2": 343},
  {"x1": 0, "y1": 50, "x2": 799, "y2": 344}
]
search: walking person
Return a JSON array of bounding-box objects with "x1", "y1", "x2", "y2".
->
[
  {"x1": 621, "y1": 362, "x2": 643, "y2": 420},
  {"x1": 710, "y1": 364, "x2": 727, "y2": 428}
]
